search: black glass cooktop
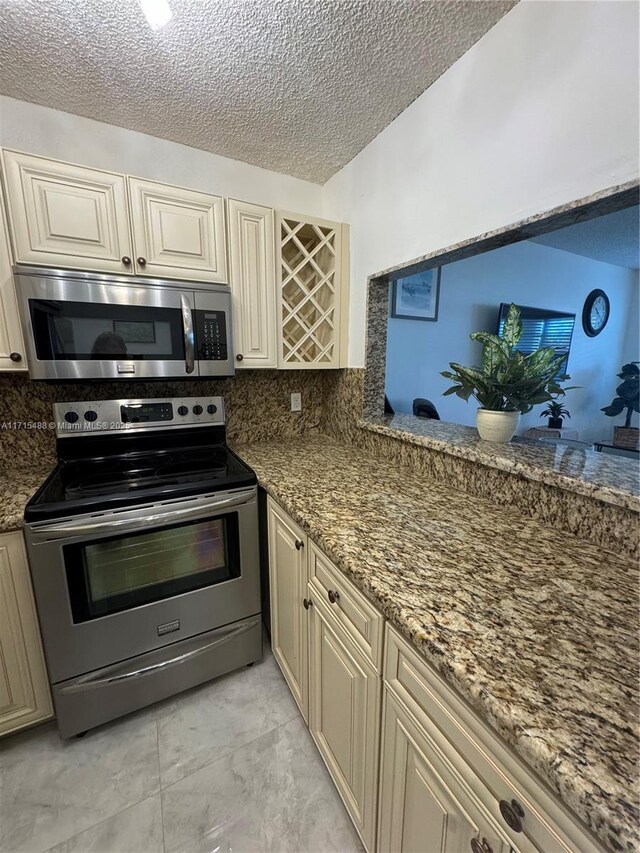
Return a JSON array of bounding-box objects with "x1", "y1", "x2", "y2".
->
[{"x1": 25, "y1": 443, "x2": 256, "y2": 522}]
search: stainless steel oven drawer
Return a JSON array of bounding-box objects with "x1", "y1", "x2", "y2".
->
[{"x1": 52, "y1": 616, "x2": 262, "y2": 738}]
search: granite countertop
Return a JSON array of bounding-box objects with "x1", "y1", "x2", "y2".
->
[
  {"x1": 234, "y1": 434, "x2": 639, "y2": 853},
  {"x1": 0, "y1": 464, "x2": 51, "y2": 532},
  {"x1": 362, "y1": 414, "x2": 640, "y2": 512}
]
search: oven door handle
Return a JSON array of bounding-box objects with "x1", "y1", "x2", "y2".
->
[
  {"x1": 29, "y1": 492, "x2": 254, "y2": 542},
  {"x1": 181, "y1": 293, "x2": 195, "y2": 374},
  {"x1": 58, "y1": 618, "x2": 261, "y2": 694}
]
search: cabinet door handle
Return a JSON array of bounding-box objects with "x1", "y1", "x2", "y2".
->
[
  {"x1": 499, "y1": 799, "x2": 524, "y2": 833},
  {"x1": 303, "y1": 598, "x2": 312, "y2": 610},
  {"x1": 137, "y1": 256, "x2": 147, "y2": 267},
  {"x1": 121, "y1": 255, "x2": 132, "y2": 266},
  {"x1": 327, "y1": 589, "x2": 340, "y2": 604},
  {"x1": 470, "y1": 838, "x2": 494, "y2": 853},
  {"x1": 295, "y1": 539, "x2": 304, "y2": 551},
  {"x1": 236, "y1": 353, "x2": 244, "y2": 362},
  {"x1": 9, "y1": 352, "x2": 22, "y2": 362}
]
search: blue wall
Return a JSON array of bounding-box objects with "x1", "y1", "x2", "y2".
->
[{"x1": 385, "y1": 240, "x2": 639, "y2": 444}]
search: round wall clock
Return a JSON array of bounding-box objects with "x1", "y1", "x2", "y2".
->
[{"x1": 582, "y1": 289, "x2": 610, "y2": 337}]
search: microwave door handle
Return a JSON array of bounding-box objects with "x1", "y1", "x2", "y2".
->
[
  {"x1": 30, "y1": 492, "x2": 253, "y2": 542},
  {"x1": 181, "y1": 294, "x2": 195, "y2": 374}
]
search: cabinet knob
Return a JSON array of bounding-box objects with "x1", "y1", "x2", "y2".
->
[
  {"x1": 303, "y1": 598, "x2": 312, "y2": 610},
  {"x1": 327, "y1": 589, "x2": 340, "y2": 604},
  {"x1": 9, "y1": 352, "x2": 22, "y2": 362},
  {"x1": 294, "y1": 539, "x2": 304, "y2": 551},
  {"x1": 137, "y1": 257, "x2": 147, "y2": 267},
  {"x1": 499, "y1": 799, "x2": 524, "y2": 833},
  {"x1": 470, "y1": 838, "x2": 494, "y2": 853},
  {"x1": 236, "y1": 353, "x2": 244, "y2": 362},
  {"x1": 121, "y1": 256, "x2": 132, "y2": 266}
]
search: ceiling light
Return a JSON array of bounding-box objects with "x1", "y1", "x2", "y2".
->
[{"x1": 138, "y1": 0, "x2": 172, "y2": 31}]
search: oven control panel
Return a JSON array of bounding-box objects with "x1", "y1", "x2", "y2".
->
[{"x1": 54, "y1": 397, "x2": 225, "y2": 436}]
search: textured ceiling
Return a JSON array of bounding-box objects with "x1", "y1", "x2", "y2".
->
[
  {"x1": 532, "y1": 206, "x2": 640, "y2": 270},
  {"x1": 0, "y1": 0, "x2": 516, "y2": 183}
]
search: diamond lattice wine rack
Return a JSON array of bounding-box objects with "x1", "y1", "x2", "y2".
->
[{"x1": 278, "y1": 214, "x2": 343, "y2": 367}]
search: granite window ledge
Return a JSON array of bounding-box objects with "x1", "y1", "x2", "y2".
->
[{"x1": 358, "y1": 414, "x2": 640, "y2": 513}]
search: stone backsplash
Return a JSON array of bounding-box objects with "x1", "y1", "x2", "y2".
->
[{"x1": 0, "y1": 370, "x2": 331, "y2": 468}]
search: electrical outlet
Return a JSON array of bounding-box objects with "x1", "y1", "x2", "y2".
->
[{"x1": 290, "y1": 392, "x2": 302, "y2": 412}]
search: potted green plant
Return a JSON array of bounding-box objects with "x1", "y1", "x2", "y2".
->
[
  {"x1": 601, "y1": 362, "x2": 639, "y2": 450},
  {"x1": 441, "y1": 304, "x2": 575, "y2": 443},
  {"x1": 540, "y1": 400, "x2": 571, "y2": 430}
]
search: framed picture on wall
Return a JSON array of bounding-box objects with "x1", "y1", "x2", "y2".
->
[{"x1": 391, "y1": 267, "x2": 441, "y2": 321}]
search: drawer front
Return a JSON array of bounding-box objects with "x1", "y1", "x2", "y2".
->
[
  {"x1": 308, "y1": 541, "x2": 383, "y2": 672},
  {"x1": 384, "y1": 626, "x2": 603, "y2": 853}
]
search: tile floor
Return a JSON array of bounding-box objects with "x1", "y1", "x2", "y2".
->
[{"x1": 0, "y1": 644, "x2": 363, "y2": 853}]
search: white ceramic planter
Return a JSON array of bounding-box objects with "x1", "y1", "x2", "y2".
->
[{"x1": 476, "y1": 409, "x2": 520, "y2": 443}]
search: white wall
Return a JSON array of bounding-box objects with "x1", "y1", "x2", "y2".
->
[
  {"x1": 321, "y1": 0, "x2": 640, "y2": 366},
  {"x1": 0, "y1": 96, "x2": 323, "y2": 214},
  {"x1": 385, "y1": 240, "x2": 639, "y2": 444}
]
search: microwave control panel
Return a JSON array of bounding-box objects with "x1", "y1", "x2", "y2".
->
[{"x1": 195, "y1": 310, "x2": 228, "y2": 361}]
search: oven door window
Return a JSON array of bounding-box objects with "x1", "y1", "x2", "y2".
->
[
  {"x1": 64, "y1": 514, "x2": 241, "y2": 622},
  {"x1": 29, "y1": 299, "x2": 185, "y2": 361}
]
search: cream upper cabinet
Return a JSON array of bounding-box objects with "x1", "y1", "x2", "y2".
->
[
  {"x1": 0, "y1": 531, "x2": 53, "y2": 737},
  {"x1": 0, "y1": 184, "x2": 27, "y2": 371},
  {"x1": 267, "y1": 497, "x2": 309, "y2": 721},
  {"x1": 308, "y1": 594, "x2": 381, "y2": 852},
  {"x1": 0, "y1": 147, "x2": 353, "y2": 364},
  {"x1": 128, "y1": 177, "x2": 227, "y2": 282},
  {"x1": 276, "y1": 211, "x2": 349, "y2": 369},
  {"x1": 227, "y1": 199, "x2": 277, "y2": 368},
  {"x1": 1, "y1": 149, "x2": 133, "y2": 274}
]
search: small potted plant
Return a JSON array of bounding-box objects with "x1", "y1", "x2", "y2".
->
[
  {"x1": 601, "y1": 362, "x2": 639, "y2": 449},
  {"x1": 441, "y1": 304, "x2": 575, "y2": 443},
  {"x1": 540, "y1": 400, "x2": 571, "y2": 430}
]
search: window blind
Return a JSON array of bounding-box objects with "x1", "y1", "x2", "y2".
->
[{"x1": 498, "y1": 316, "x2": 575, "y2": 356}]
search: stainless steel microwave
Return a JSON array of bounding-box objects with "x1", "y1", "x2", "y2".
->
[{"x1": 14, "y1": 266, "x2": 235, "y2": 381}]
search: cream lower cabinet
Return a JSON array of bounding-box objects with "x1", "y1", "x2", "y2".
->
[
  {"x1": 227, "y1": 199, "x2": 277, "y2": 367},
  {"x1": 0, "y1": 184, "x2": 27, "y2": 371},
  {"x1": 381, "y1": 626, "x2": 604, "y2": 853},
  {"x1": 2, "y1": 149, "x2": 133, "y2": 275},
  {"x1": 0, "y1": 531, "x2": 52, "y2": 736},
  {"x1": 267, "y1": 499, "x2": 604, "y2": 853},
  {"x1": 267, "y1": 497, "x2": 309, "y2": 721},
  {"x1": 309, "y1": 594, "x2": 381, "y2": 852},
  {"x1": 378, "y1": 690, "x2": 511, "y2": 853},
  {"x1": 267, "y1": 498, "x2": 382, "y2": 850}
]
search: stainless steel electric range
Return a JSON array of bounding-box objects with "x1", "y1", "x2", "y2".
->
[{"x1": 23, "y1": 397, "x2": 262, "y2": 738}]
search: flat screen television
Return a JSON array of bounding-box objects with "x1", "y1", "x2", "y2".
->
[{"x1": 497, "y1": 303, "x2": 576, "y2": 374}]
